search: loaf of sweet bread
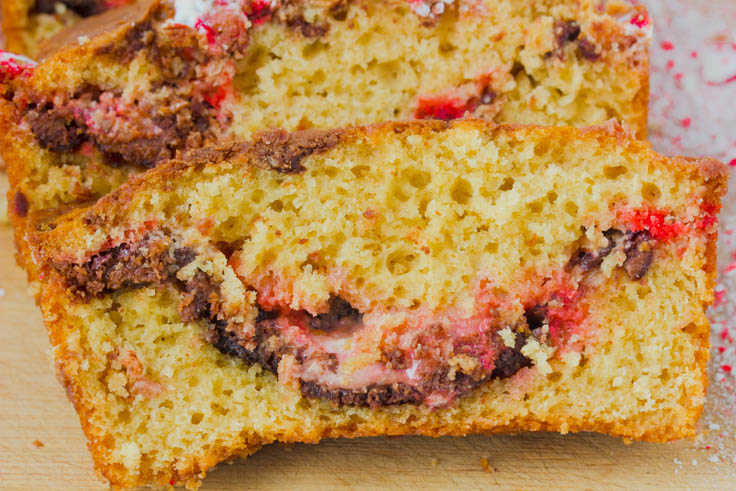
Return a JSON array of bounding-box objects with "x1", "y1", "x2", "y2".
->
[{"x1": 26, "y1": 120, "x2": 726, "y2": 488}]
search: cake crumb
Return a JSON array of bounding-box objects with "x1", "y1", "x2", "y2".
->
[
  {"x1": 32, "y1": 439, "x2": 44, "y2": 448},
  {"x1": 480, "y1": 456, "x2": 492, "y2": 473},
  {"x1": 498, "y1": 327, "x2": 516, "y2": 348},
  {"x1": 431, "y1": 458, "x2": 438, "y2": 467}
]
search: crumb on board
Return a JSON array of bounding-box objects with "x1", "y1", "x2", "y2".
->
[
  {"x1": 480, "y1": 456, "x2": 492, "y2": 473},
  {"x1": 32, "y1": 440, "x2": 44, "y2": 448}
]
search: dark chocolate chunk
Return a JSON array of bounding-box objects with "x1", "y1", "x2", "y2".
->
[
  {"x1": 491, "y1": 332, "x2": 532, "y2": 379},
  {"x1": 26, "y1": 105, "x2": 86, "y2": 152},
  {"x1": 300, "y1": 381, "x2": 423, "y2": 408},
  {"x1": 479, "y1": 87, "x2": 496, "y2": 106},
  {"x1": 255, "y1": 307, "x2": 278, "y2": 323},
  {"x1": 54, "y1": 237, "x2": 190, "y2": 297},
  {"x1": 623, "y1": 231, "x2": 654, "y2": 280},
  {"x1": 179, "y1": 270, "x2": 222, "y2": 324},
  {"x1": 524, "y1": 305, "x2": 548, "y2": 332},
  {"x1": 13, "y1": 191, "x2": 29, "y2": 218},
  {"x1": 286, "y1": 16, "x2": 329, "y2": 38},
  {"x1": 95, "y1": 100, "x2": 212, "y2": 168},
  {"x1": 554, "y1": 20, "x2": 581, "y2": 49},
  {"x1": 567, "y1": 229, "x2": 619, "y2": 272},
  {"x1": 96, "y1": 137, "x2": 171, "y2": 169},
  {"x1": 206, "y1": 321, "x2": 252, "y2": 361},
  {"x1": 578, "y1": 38, "x2": 601, "y2": 61},
  {"x1": 33, "y1": 0, "x2": 106, "y2": 17},
  {"x1": 308, "y1": 296, "x2": 362, "y2": 331}
]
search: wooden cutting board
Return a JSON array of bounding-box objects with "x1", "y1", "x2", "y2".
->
[{"x1": 0, "y1": 180, "x2": 734, "y2": 490}]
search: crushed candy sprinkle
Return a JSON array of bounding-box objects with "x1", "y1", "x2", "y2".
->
[{"x1": 0, "y1": 51, "x2": 36, "y2": 81}]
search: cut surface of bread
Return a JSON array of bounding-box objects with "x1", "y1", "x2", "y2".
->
[
  {"x1": 1, "y1": 0, "x2": 650, "y2": 218},
  {"x1": 26, "y1": 121, "x2": 727, "y2": 488},
  {"x1": 1, "y1": 0, "x2": 136, "y2": 57}
]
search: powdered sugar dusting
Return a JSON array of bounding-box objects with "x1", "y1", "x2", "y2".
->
[{"x1": 642, "y1": 0, "x2": 736, "y2": 470}]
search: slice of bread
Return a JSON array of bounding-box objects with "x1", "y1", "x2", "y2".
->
[
  {"x1": 1, "y1": 0, "x2": 136, "y2": 57},
  {"x1": 2, "y1": 0, "x2": 650, "y2": 217},
  {"x1": 26, "y1": 121, "x2": 727, "y2": 488}
]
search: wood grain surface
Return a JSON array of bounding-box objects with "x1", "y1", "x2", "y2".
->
[{"x1": 1, "y1": 176, "x2": 735, "y2": 490}]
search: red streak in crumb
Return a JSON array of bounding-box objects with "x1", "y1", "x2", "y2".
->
[
  {"x1": 195, "y1": 19, "x2": 217, "y2": 45},
  {"x1": 545, "y1": 288, "x2": 585, "y2": 346},
  {"x1": 79, "y1": 141, "x2": 95, "y2": 157},
  {"x1": 205, "y1": 85, "x2": 229, "y2": 108},
  {"x1": 722, "y1": 365, "x2": 733, "y2": 373},
  {"x1": 250, "y1": 0, "x2": 274, "y2": 25},
  {"x1": 697, "y1": 202, "x2": 720, "y2": 231},
  {"x1": 169, "y1": 478, "x2": 176, "y2": 486},
  {"x1": 630, "y1": 12, "x2": 650, "y2": 28},
  {"x1": 724, "y1": 262, "x2": 736, "y2": 274},
  {"x1": 621, "y1": 209, "x2": 685, "y2": 242},
  {"x1": 415, "y1": 96, "x2": 470, "y2": 121},
  {"x1": 681, "y1": 117, "x2": 691, "y2": 128},
  {"x1": 690, "y1": 50, "x2": 698, "y2": 59},
  {"x1": 719, "y1": 346, "x2": 727, "y2": 354},
  {"x1": 729, "y1": 158, "x2": 736, "y2": 167},
  {"x1": 661, "y1": 41, "x2": 675, "y2": 51},
  {"x1": 665, "y1": 60, "x2": 675, "y2": 71},
  {"x1": 196, "y1": 217, "x2": 214, "y2": 236}
]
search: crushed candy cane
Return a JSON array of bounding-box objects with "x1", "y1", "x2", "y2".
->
[{"x1": 0, "y1": 51, "x2": 36, "y2": 81}]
